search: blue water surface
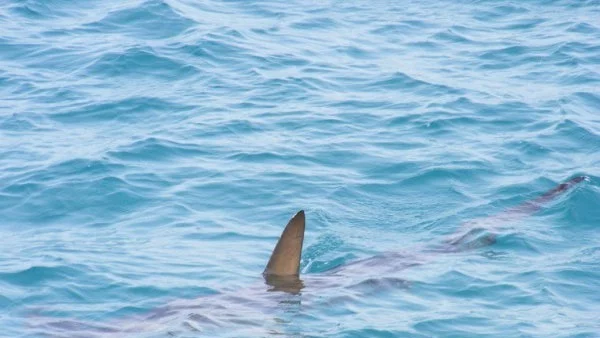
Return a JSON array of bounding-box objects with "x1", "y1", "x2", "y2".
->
[{"x1": 1, "y1": 0, "x2": 599, "y2": 337}]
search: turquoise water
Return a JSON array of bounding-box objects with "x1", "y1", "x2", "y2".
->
[{"x1": 1, "y1": 0, "x2": 600, "y2": 337}]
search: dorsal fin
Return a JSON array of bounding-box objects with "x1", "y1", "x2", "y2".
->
[{"x1": 263, "y1": 210, "x2": 305, "y2": 277}]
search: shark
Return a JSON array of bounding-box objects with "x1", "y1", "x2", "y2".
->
[
  {"x1": 263, "y1": 175, "x2": 587, "y2": 294},
  {"x1": 28, "y1": 176, "x2": 587, "y2": 337}
]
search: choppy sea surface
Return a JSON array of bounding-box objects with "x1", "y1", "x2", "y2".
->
[{"x1": 1, "y1": 0, "x2": 600, "y2": 337}]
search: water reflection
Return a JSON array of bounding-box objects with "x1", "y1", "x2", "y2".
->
[{"x1": 264, "y1": 274, "x2": 305, "y2": 294}]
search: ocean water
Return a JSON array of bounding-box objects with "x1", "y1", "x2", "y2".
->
[{"x1": 1, "y1": 0, "x2": 600, "y2": 337}]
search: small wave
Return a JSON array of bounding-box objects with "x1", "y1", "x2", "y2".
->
[
  {"x1": 85, "y1": 47, "x2": 198, "y2": 79},
  {"x1": 83, "y1": 0, "x2": 195, "y2": 39},
  {"x1": 289, "y1": 17, "x2": 338, "y2": 30},
  {"x1": 50, "y1": 96, "x2": 193, "y2": 124},
  {"x1": 365, "y1": 72, "x2": 462, "y2": 96},
  {"x1": 0, "y1": 265, "x2": 84, "y2": 287},
  {"x1": 108, "y1": 137, "x2": 210, "y2": 162}
]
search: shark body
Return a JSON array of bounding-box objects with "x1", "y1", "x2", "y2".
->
[
  {"x1": 29, "y1": 176, "x2": 587, "y2": 337},
  {"x1": 263, "y1": 176, "x2": 587, "y2": 293}
]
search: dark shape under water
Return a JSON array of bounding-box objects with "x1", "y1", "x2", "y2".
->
[
  {"x1": 262, "y1": 175, "x2": 588, "y2": 293},
  {"x1": 28, "y1": 176, "x2": 588, "y2": 336}
]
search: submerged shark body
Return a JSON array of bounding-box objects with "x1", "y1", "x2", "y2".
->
[
  {"x1": 264, "y1": 176, "x2": 587, "y2": 292},
  {"x1": 29, "y1": 176, "x2": 587, "y2": 337}
]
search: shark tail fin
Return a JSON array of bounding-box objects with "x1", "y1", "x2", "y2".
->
[
  {"x1": 511, "y1": 175, "x2": 588, "y2": 215},
  {"x1": 263, "y1": 210, "x2": 305, "y2": 277},
  {"x1": 445, "y1": 176, "x2": 587, "y2": 251}
]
